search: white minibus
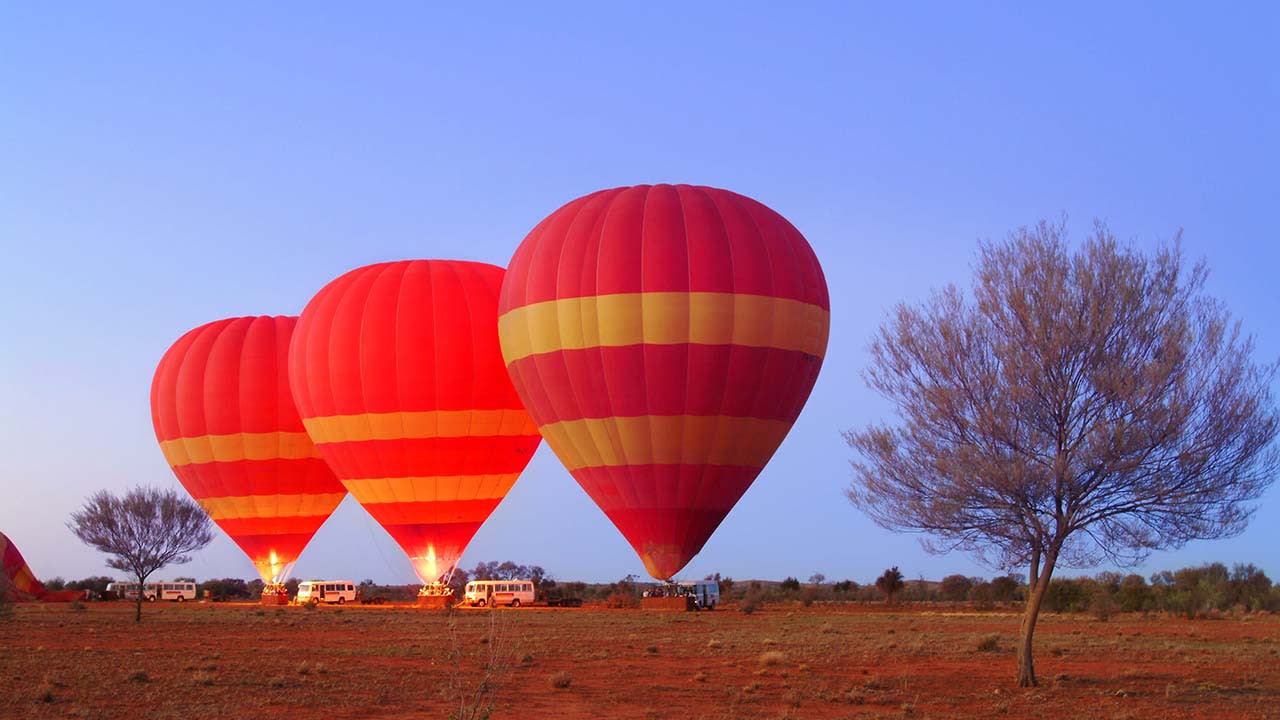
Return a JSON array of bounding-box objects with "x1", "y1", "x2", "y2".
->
[
  {"x1": 106, "y1": 581, "x2": 196, "y2": 602},
  {"x1": 296, "y1": 580, "x2": 358, "y2": 605},
  {"x1": 463, "y1": 580, "x2": 535, "y2": 607}
]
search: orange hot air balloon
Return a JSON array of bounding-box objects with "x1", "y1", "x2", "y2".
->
[
  {"x1": 288, "y1": 260, "x2": 542, "y2": 588},
  {"x1": 151, "y1": 316, "x2": 347, "y2": 589},
  {"x1": 498, "y1": 184, "x2": 830, "y2": 581}
]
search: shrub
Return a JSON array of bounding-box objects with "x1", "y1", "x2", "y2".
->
[
  {"x1": 780, "y1": 577, "x2": 800, "y2": 592},
  {"x1": 127, "y1": 670, "x2": 149, "y2": 683},
  {"x1": 741, "y1": 589, "x2": 764, "y2": 615},
  {"x1": 800, "y1": 587, "x2": 817, "y2": 607},
  {"x1": 759, "y1": 651, "x2": 785, "y2": 667},
  {"x1": 875, "y1": 567, "x2": 905, "y2": 603},
  {"x1": 939, "y1": 574, "x2": 974, "y2": 603},
  {"x1": 970, "y1": 582, "x2": 995, "y2": 610},
  {"x1": 605, "y1": 591, "x2": 638, "y2": 609},
  {"x1": 989, "y1": 575, "x2": 1021, "y2": 602},
  {"x1": 1091, "y1": 590, "x2": 1116, "y2": 622},
  {"x1": 550, "y1": 672, "x2": 572, "y2": 689},
  {"x1": 977, "y1": 635, "x2": 1000, "y2": 652}
]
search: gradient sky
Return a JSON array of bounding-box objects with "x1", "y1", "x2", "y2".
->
[{"x1": 2, "y1": 4, "x2": 1276, "y2": 586}]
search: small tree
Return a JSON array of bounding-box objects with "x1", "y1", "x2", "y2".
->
[
  {"x1": 68, "y1": 486, "x2": 214, "y2": 623},
  {"x1": 808, "y1": 573, "x2": 827, "y2": 585},
  {"x1": 875, "y1": 567, "x2": 905, "y2": 603},
  {"x1": 939, "y1": 574, "x2": 974, "y2": 603},
  {"x1": 846, "y1": 222, "x2": 1279, "y2": 685},
  {"x1": 780, "y1": 576, "x2": 801, "y2": 592}
]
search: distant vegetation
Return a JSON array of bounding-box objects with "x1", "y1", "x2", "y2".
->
[{"x1": 40, "y1": 560, "x2": 1279, "y2": 618}]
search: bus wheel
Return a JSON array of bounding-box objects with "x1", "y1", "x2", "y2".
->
[
  {"x1": 146, "y1": 595, "x2": 155, "y2": 603},
  {"x1": 309, "y1": 598, "x2": 319, "y2": 607},
  {"x1": 337, "y1": 597, "x2": 345, "y2": 605},
  {"x1": 176, "y1": 596, "x2": 185, "y2": 603},
  {"x1": 511, "y1": 598, "x2": 521, "y2": 608},
  {"x1": 477, "y1": 599, "x2": 486, "y2": 607}
]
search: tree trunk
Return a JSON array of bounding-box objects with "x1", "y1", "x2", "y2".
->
[
  {"x1": 134, "y1": 574, "x2": 145, "y2": 624},
  {"x1": 1017, "y1": 548, "x2": 1058, "y2": 687}
]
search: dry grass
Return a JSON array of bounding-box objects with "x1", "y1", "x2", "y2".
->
[
  {"x1": 1, "y1": 601, "x2": 1276, "y2": 719},
  {"x1": 759, "y1": 650, "x2": 786, "y2": 667}
]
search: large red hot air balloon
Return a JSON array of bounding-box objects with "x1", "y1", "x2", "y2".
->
[
  {"x1": 497, "y1": 184, "x2": 830, "y2": 580},
  {"x1": 151, "y1": 316, "x2": 347, "y2": 594},
  {"x1": 288, "y1": 260, "x2": 542, "y2": 590}
]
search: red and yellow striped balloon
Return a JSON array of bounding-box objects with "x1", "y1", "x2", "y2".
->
[
  {"x1": 498, "y1": 184, "x2": 830, "y2": 580},
  {"x1": 150, "y1": 316, "x2": 347, "y2": 584},
  {"x1": 288, "y1": 260, "x2": 542, "y2": 584}
]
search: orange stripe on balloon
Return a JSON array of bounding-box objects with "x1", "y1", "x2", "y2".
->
[
  {"x1": 196, "y1": 492, "x2": 347, "y2": 520},
  {"x1": 360, "y1": 497, "x2": 503, "y2": 525},
  {"x1": 302, "y1": 409, "x2": 539, "y2": 445},
  {"x1": 497, "y1": 291, "x2": 830, "y2": 364},
  {"x1": 159, "y1": 431, "x2": 322, "y2": 467},
  {"x1": 214, "y1": 516, "x2": 335, "y2": 537},
  {"x1": 538, "y1": 414, "x2": 792, "y2": 472},
  {"x1": 340, "y1": 474, "x2": 521, "y2": 505}
]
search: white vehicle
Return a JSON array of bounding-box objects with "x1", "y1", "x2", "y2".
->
[
  {"x1": 296, "y1": 580, "x2": 357, "y2": 605},
  {"x1": 463, "y1": 579, "x2": 535, "y2": 607},
  {"x1": 153, "y1": 581, "x2": 197, "y2": 602},
  {"x1": 106, "y1": 581, "x2": 196, "y2": 602},
  {"x1": 106, "y1": 581, "x2": 149, "y2": 600},
  {"x1": 676, "y1": 581, "x2": 720, "y2": 609}
]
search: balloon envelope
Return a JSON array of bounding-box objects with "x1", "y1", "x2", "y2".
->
[
  {"x1": 288, "y1": 260, "x2": 542, "y2": 584},
  {"x1": 151, "y1": 316, "x2": 347, "y2": 583},
  {"x1": 498, "y1": 184, "x2": 830, "y2": 580}
]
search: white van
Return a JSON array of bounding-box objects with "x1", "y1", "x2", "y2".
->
[
  {"x1": 296, "y1": 580, "x2": 357, "y2": 605},
  {"x1": 464, "y1": 580, "x2": 535, "y2": 607},
  {"x1": 676, "y1": 581, "x2": 721, "y2": 609},
  {"x1": 153, "y1": 581, "x2": 197, "y2": 602},
  {"x1": 106, "y1": 581, "x2": 196, "y2": 602}
]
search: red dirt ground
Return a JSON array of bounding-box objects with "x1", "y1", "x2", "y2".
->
[{"x1": 1, "y1": 601, "x2": 1277, "y2": 719}]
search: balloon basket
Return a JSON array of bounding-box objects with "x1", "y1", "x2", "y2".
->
[
  {"x1": 642, "y1": 596, "x2": 695, "y2": 612},
  {"x1": 416, "y1": 585, "x2": 455, "y2": 609},
  {"x1": 260, "y1": 586, "x2": 290, "y2": 606}
]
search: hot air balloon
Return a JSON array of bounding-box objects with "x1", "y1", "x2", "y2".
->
[
  {"x1": 151, "y1": 316, "x2": 347, "y2": 602},
  {"x1": 1, "y1": 531, "x2": 84, "y2": 602},
  {"x1": 288, "y1": 260, "x2": 542, "y2": 597},
  {"x1": 497, "y1": 184, "x2": 830, "y2": 581}
]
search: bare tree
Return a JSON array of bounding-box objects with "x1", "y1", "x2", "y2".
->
[
  {"x1": 68, "y1": 486, "x2": 214, "y2": 623},
  {"x1": 845, "y1": 221, "x2": 1279, "y2": 686}
]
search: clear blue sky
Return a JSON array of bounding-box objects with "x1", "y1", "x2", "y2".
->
[{"x1": 2, "y1": 3, "x2": 1276, "y2": 585}]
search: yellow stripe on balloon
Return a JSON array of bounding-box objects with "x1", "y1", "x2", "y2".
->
[
  {"x1": 537, "y1": 414, "x2": 792, "y2": 471},
  {"x1": 160, "y1": 431, "x2": 322, "y2": 467},
  {"x1": 340, "y1": 474, "x2": 521, "y2": 505},
  {"x1": 497, "y1": 291, "x2": 830, "y2": 364},
  {"x1": 303, "y1": 409, "x2": 539, "y2": 445},
  {"x1": 196, "y1": 492, "x2": 347, "y2": 520}
]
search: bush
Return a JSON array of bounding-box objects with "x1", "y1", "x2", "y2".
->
[
  {"x1": 1116, "y1": 574, "x2": 1153, "y2": 612},
  {"x1": 758, "y1": 651, "x2": 785, "y2": 667},
  {"x1": 605, "y1": 592, "x2": 638, "y2": 609},
  {"x1": 977, "y1": 635, "x2": 1000, "y2": 652},
  {"x1": 780, "y1": 577, "x2": 800, "y2": 592},
  {"x1": 989, "y1": 575, "x2": 1021, "y2": 602},
  {"x1": 800, "y1": 587, "x2": 817, "y2": 607},
  {"x1": 550, "y1": 672, "x2": 572, "y2": 689},
  {"x1": 970, "y1": 582, "x2": 995, "y2": 610},
  {"x1": 939, "y1": 574, "x2": 974, "y2": 603},
  {"x1": 741, "y1": 589, "x2": 764, "y2": 615},
  {"x1": 875, "y1": 567, "x2": 905, "y2": 603}
]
